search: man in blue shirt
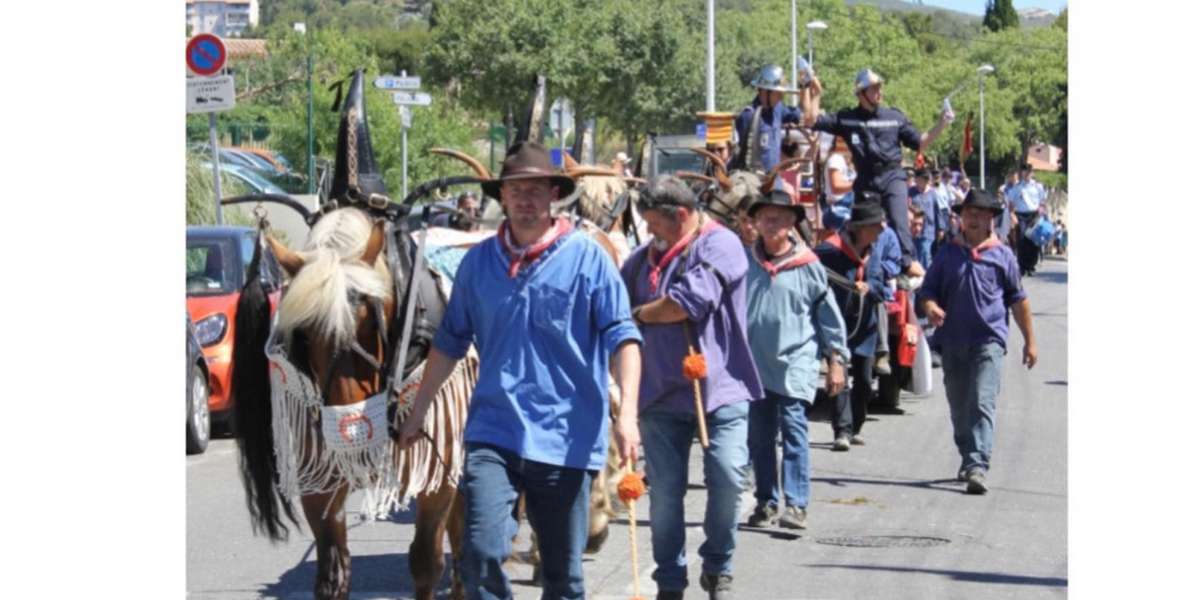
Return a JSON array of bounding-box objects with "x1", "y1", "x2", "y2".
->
[
  {"x1": 744, "y1": 189, "x2": 849, "y2": 532},
  {"x1": 815, "y1": 195, "x2": 891, "y2": 451},
  {"x1": 733, "y1": 64, "x2": 802, "y2": 173},
  {"x1": 399, "y1": 142, "x2": 643, "y2": 600},
  {"x1": 910, "y1": 169, "x2": 942, "y2": 269},
  {"x1": 917, "y1": 189, "x2": 1037, "y2": 495},
  {"x1": 801, "y1": 68, "x2": 954, "y2": 279}
]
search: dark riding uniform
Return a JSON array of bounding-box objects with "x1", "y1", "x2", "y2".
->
[
  {"x1": 811, "y1": 106, "x2": 921, "y2": 271},
  {"x1": 734, "y1": 97, "x2": 802, "y2": 173}
]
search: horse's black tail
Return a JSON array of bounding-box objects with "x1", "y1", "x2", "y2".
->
[{"x1": 231, "y1": 234, "x2": 298, "y2": 542}]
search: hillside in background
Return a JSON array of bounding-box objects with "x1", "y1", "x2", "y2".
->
[{"x1": 847, "y1": 0, "x2": 1060, "y2": 29}]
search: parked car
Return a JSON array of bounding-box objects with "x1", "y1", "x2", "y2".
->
[
  {"x1": 187, "y1": 314, "x2": 211, "y2": 455},
  {"x1": 186, "y1": 226, "x2": 284, "y2": 430},
  {"x1": 200, "y1": 162, "x2": 288, "y2": 196}
]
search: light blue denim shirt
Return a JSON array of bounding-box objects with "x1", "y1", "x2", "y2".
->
[
  {"x1": 434, "y1": 229, "x2": 642, "y2": 471},
  {"x1": 745, "y1": 246, "x2": 851, "y2": 402}
]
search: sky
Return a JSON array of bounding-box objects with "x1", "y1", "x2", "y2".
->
[{"x1": 911, "y1": 0, "x2": 1066, "y2": 15}]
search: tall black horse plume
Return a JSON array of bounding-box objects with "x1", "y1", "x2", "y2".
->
[
  {"x1": 328, "y1": 68, "x2": 389, "y2": 204},
  {"x1": 231, "y1": 230, "x2": 298, "y2": 542}
]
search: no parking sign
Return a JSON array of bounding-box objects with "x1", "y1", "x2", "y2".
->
[{"x1": 186, "y1": 34, "x2": 227, "y2": 77}]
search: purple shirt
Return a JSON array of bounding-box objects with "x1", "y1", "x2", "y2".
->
[
  {"x1": 917, "y1": 239, "x2": 1027, "y2": 352},
  {"x1": 622, "y1": 225, "x2": 762, "y2": 414}
]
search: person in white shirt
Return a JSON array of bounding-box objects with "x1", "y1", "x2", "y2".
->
[{"x1": 1004, "y1": 164, "x2": 1046, "y2": 275}]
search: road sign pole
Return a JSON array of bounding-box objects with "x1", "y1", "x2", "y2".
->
[
  {"x1": 209, "y1": 112, "x2": 224, "y2": 225},
  {"x1": 306, "y1": 50, "x2": 314, "y2": 195},
  {"x1": 402, "y1": 115, "x2": 409, "y2": 200}
]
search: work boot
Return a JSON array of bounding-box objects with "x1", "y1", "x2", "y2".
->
[
  {"x1": 779, "y1": 506, "x2": 808, "y2": 530},
  {"x1": 699, "y1": 573, "x2": 734, "y2": 600},
  {"x1": 965, "y1": 469, "x2": 988, "y2": 495},
  {"x1": 747, "y1": 501, "x2": 778, "y2": 528},
  {"x1": 656, "y1": 591, "x2": 684, "y2": 600},
  {"x1": 832, "y1": 435, "x2": 851, "y2": 452}
]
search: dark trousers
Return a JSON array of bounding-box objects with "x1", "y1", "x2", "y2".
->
[
  {"x1": 1015, "y1": 212, "x2": 1039, "y2": 274},
  {"x1": 833, "y1": 354, "x2": 873, "y2": 438},
  {"x1": 857, "y1": 176, "x2": 914, "y2": 270}
]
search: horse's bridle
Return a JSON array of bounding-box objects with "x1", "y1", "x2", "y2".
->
[{"x1": 313, "y1": 289, "x2": 394, "y2": 405}]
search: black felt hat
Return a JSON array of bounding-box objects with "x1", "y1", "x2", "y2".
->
[
  {"x1": 952, "y1": 189, "x2": 1005, "y2": 216},
  {"x1": 480, "y1": 142, "x2": 576, "y2": 200},
  {"x1": 747, "y1": 188, "x2": 805, "y2": 221},
  {"x1": 846, "y1": 192, "x2": 886, "y2": 228}
]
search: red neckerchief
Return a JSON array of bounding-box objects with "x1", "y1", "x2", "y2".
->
[
  {"x1": 825, "y1": 231, "x2": 868, "y2": 282},
  {"x1": 753, "y1": 237, "x2": 817, "y2": 280},
  {"x1": 647, "y1": 217, "x2": 720, "y2": 294},
  {"x1": 954, "y1": 234, "x2": 1002, "y2": 262},
  {"x1": 497, "y1": 217, "x2": 572, "y2": 278}
]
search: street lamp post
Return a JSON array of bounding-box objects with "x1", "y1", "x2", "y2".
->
[
  {"x1": 295, "y1": 22, "x2": 314, "y2": 195},
  {"x1": 977, "y1": 64, "x2": 995, "y2": 190},
  {"x1": 806, "y1": 21, "x2": 827, "y2": 69},
  {"x1": 791, "y1": 0, "x2": 797, "y2": 93}
]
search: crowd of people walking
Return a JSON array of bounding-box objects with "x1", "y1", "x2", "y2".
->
[{"x1": 400, "y1": 63, "x2": 1047, "y2": 600}]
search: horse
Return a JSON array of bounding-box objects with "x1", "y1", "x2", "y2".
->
[{"x1": 231, "y1": 206, "x2": 476, "y2": 600}]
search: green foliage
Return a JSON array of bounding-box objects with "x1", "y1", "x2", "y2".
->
[{"x1": 983, "y1": 0, "x2": 1020, "y2": 33}]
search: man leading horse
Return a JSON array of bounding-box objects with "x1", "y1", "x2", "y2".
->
[{"x1": 398, "y1": 141, "x2": 644, "y2": 600}]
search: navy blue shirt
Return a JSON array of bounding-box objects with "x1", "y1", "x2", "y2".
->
[
  {"x1": 815, "y1": 232, "x2": 888, "y2": 357},
  {"x1": 812, "y1": 106, "x2": 922, "y2": 192}
]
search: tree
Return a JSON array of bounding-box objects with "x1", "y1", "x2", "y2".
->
[{"x1": 983, "y1": 0, "x2": 1019, "y2": 33}]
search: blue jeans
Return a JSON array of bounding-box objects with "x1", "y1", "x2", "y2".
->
[
  {"x1": 748, "y1": 389, "x2": 810, "y2": 509},
  {"x1": 940, "y1": 343, "x2": 1004, "y2": 473},
  {"x1": 914, "y1": 237, "x2": 934, "y2": 270},
  {"x1": 640, "y1": 401, "x2": 749, "y2": 592},
  {"x1": 460, "y1": 442, "x2": 594, "y2": 600}
]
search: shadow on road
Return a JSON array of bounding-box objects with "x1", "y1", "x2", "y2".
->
[
  {"x1": 805, "y1": 563, "x2": 1067, "y2": 587},
  {"x1": 1030, "y1": 270, "x2": 1068, "y2": 285},
  {"x1": 258, "y1": 551, "x2": 458, "y2": 599},
  {"x1": 813, "y1": 475, "x2": 964, "y2": 495}
]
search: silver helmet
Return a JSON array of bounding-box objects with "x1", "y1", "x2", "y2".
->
[
  {"x1": 854, "y1": 68, "x2": 885, "y2": 93},
  {"x1": 750, "y1": 64, "x2": 798, "y2": 93}
]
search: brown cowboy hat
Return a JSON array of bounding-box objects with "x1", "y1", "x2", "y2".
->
[{"x1": 481, "y1": 142, "x2": 576, "y2": 200}]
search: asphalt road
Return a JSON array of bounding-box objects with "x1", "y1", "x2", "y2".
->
[{"x1": 187, "y1": 257, "x2": 1068, "y2": 600}]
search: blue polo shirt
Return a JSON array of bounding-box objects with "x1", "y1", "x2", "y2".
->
[
  {"x1": 433, "y1": 229, "x2": 642, "y2": 471},
  {"x1": 916, "y1": 239, "x2": 1026, "y2": 352}
]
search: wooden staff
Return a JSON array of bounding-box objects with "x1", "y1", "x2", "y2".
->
[
  {"x1": 681, "y1": 320, "x2": 709, "y2": 448},
  {"x1": 617, "y1": 467, "x2": 648, "y2": 600}
]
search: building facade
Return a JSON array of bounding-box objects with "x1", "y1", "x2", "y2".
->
[{"x1": 186, "y1": 0, "x2": 259, "y2": 38}]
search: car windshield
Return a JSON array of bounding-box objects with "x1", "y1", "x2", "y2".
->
[
  {"x1": 186, "y1": 237, "x2": 239, "y2": 295},
  {"x1": 655, "y1": 148, "x2": 707, "y2": 177}
]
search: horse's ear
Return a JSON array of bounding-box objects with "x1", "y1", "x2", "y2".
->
[
  {"x1": 361, "y1": 220, "x2": 386, "y2": 266},
  {"x1": 267, "y1": 235, "x2": 304, "y2": 277}
]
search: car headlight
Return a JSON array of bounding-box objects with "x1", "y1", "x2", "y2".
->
[{"x1": 194, "y1": 313, "x2": 228, "y2": 347}]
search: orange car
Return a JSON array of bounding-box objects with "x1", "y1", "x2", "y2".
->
[{"x1": 186, "y1": 226, "x2": 283, "y2": 430}]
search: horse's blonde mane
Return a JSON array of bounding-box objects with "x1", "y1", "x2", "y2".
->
[
  {"x1": 276, "y1": 208, "x2": 393, "y2": 347},
  {"x1": 576, "y1": 175, "x2": 627, "y2": 227}
]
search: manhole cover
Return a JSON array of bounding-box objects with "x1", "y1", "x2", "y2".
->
[{"x1": 816, "y1": 535, "x2": 951, "y2": 548}]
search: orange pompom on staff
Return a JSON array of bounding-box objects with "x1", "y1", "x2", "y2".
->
[
  {"x1": 619, "y1": 468, "x2": 648, "y2": 600},
  {"x1": 682, "y1": 321, "x2": 710, "y2": 448}
]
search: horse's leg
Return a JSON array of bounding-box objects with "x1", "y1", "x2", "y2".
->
[
  {"x1": 445, "y1": 489, "x2": 467, "y2": 600},
  {"x1": 410, "y1": 485, "x2": 456, "y2": 600},
  {"x1": 300, "y1": 486, "x2": 352, "y2": 600}
]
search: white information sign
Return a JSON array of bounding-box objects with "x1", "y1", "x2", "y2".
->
[
  {"x1": 375, "y1": 75, "x2": 422, "y2": 90},
  {"x1": 187, "y1": 75, "x2": 237, "y2": 114},
  {"x1": 392, "y1": 91, "x2": 432, "y2": 106},
  {"x1": 399, "y1": 106, "x2": 413, "y2": 128}
]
